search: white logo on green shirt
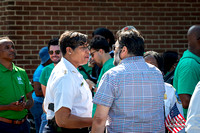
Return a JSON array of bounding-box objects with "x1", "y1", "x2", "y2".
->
[{"x1": 17, "y1": 77, "x2": 24, "y2": 84}]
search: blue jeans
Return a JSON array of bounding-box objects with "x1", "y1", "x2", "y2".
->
[
  {"x1": 30, "y1": 101, "x2": 43, "y2": 133},
  {"x1": 0, "y1": 120, "x2": 30, "y2": 133},
  {"x1": 39, "y1": 113, "x2": 48, "y2": 133}
]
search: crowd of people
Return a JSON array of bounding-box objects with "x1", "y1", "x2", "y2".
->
[{"x1": 0, "y1": 25, "x2": 200, "y2": 133}]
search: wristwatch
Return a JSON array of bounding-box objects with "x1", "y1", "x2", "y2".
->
[{"x1": 92, "y1": 85, "x2": 96, "y2": 92}]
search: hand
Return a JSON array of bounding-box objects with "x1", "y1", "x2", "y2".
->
[
  {"x1": 86, "y1": 79, "x2": 96, "y2": 90},
  {"x1": 9, "y1": 101, "x2": 26, "y2": 111}
]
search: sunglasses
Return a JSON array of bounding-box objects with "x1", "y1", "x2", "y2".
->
[{"x1": 48, "y1": 50, "x2": 60, "y2": 55}]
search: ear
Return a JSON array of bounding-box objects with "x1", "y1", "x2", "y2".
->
[
  {"x1": 121, "y1": 46, "x2": 128, "y2": 54},
  {"x1": 66, "y1": 47, "x2": 72, "y2": 55},
  {"x1": 98, "y1": 49, "x2": 105, "y2": 55},
  {"x1": 120, "y1": 46, "x2": 128, "y2": 58}
]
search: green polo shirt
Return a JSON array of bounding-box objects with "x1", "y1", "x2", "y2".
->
[
  {"x1": 173, "y1": 50, "x2": 200, "y2": 118},
  {"x1": 92, "y1": 58, "x2": 115, "y2": 117},
  {"x1": 39, "y1": 63, "x2": 54, "y2": 86},
  {"x1": 0, "y1": 63, "x2": 33, "y2": 120}
]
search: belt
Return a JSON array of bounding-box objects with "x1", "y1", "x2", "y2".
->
[
  {"x1": 61, "y1": 127, "x2": 89, "y2": 133},
  {"x1": 0, "y1": 115, "x2": 28, "y2": 125}
]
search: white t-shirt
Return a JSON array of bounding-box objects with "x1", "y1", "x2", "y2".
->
[
  {"x1": 44, "y1": 57, "x2": 93, "y2": 120},
  {"x1": 186, "y1": 81, "x2": 200, "y2": 133}
]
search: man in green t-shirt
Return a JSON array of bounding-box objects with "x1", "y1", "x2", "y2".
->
[
  {"x1": 40, "y1": 38, "x2": 62, "y2": 96},
  {"x1": 173, "y1": 25, "x2": 200, "y2": 119},
  {"x1": 0, "y1": 37, "x2": 33, "y2": 133},
  {"x1": 86, "y1": 36, "x2": 115, "y2": 117}
]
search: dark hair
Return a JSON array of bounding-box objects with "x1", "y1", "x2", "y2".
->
[
  {"x1": 89, "y1": 35, "x2": 110, "y2": 53},
  {"x1": 117, "y1": 29, "x2": 144, "y2": 56},
  {"x1": 59, "y1": 31, "x2": 88, "y2": 56},
  {"x1": 92, "y1": 28, "x2": 115, "y2": 49},
  {"x1": 48, "y1": 38, "x2": 59, "y2": 50},
  {"x1": 144, "y1": 51, "x2": 164, "y2": 73},
  {"x1": 163, "y1": 51, "x2": 178, "y2": 75}
]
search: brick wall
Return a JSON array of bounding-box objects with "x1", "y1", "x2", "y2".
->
[{"x1": 0, "y1": 0, "x2": 200, "y2": 82}]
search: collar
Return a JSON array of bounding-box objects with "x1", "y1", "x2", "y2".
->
[
  {"x1": 62, "y1": 57, "x2": 80, "y2": 74},
  {"x1": 121, "y1": 56, "x2": 144, "y2": 64},
  {"x1": 103, "y1": 58, "x2": 113, "y2": 67},
  {"x1": 0, "y1": 63, "x2": 17, "y2": 72},
  {"x1": 181, "y1": 50, "x2": 200, "y2": 64}
]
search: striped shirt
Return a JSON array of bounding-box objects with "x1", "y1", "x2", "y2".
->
[{"x1": 93, "y1": 56, "x2": 165, "y2": 133}]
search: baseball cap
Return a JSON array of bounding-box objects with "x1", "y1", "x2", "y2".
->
[
  {"x1": 39, "y1": 46, "x2": 50, "y2": 64},
  {"x1": 121, "y1": 26, "x2": 137, "y2": 31}
]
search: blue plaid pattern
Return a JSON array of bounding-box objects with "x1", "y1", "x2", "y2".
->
[{"x1": 93, "y1": 56, "x2": 165, "y2": 133}]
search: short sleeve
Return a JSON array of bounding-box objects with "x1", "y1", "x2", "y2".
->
[
  {"x1": 176, "y1": 60, "x2": 199, "y2": 95},
  {"x1": 53, "y1": 76, "x2": 76, "y2": 113},
  {"x1": 186, "y1": 82, "x2": 200, "y2": 132},
  {"x1": 39, "y1": 68, "x2": 48, "y2": 86},
  {"x1": 93, "y1": 72, "x2": 115, "y2": 107},
  {"x1": 33, "y1": 65, "x2": 43, "y2": 82},
  {"x1": 23, "y1": 71, "x2": 34, "y2": 94}
]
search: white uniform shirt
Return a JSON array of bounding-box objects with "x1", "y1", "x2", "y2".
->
[
  {"x1": 43, "y1": 57, "x2": 93, "y2": 120},
  {"x1": 186, "y1": 81, "x2": 200, "y2": 133}
]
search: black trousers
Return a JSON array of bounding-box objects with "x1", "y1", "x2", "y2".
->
[{"x1": 44, "y1": 120, "x2": 89, "y2": 133}]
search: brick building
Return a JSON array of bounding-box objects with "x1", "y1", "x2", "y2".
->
[{"x1": 0, "y1": 0, "x2": 200, "y2": 81}]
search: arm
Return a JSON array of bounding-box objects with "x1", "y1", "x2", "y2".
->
[
  {"x1": 34, "y1": 81, "x2": 43, "y2": 97},
  {"x1": 25, "y1": 91, "x2": 34, "y2": 109},
  {"x1": 179, "y1": 94, "x2": 191, "y2": 109},
  {"x1": 41, "y1": 84, "x2": 47, "y2": 97},
  {"x1": 174, "y1": 60, "x2": 198, "y2": 109},
  {"x1": 55, "y1": 107, "x2": 92, "y2": 129},
  {"x1": 0, "y1": 102, "x2": 26, "y2": 111},
  {"x1": 0, "y1": 92, "x2": 33, "y2": 111},
  {"x1": 86, "y1": 79, "x2": 97, "y2": 92},
  {"x1": 91, "y1": 104, "x2": 110, "y2": 133}
]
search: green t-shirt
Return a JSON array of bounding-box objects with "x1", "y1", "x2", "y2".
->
[
  {"x1": 92, "y1": 58, "x2": 115, "y2": 117},
  {"x1": 39, "y1": 63, "x2": 54, "y2": 86},
  {"x1": 0, "y1": 63, "x2": 33, "y2": 119},
  {"x1": 173, "y1": 50, "x2": 200, "y2": 118},
  {"x1": 78, "y1": 63, "x2": 92, "y2": 80}
]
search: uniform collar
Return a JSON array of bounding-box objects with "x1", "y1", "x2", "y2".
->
[{"x1": 62, "y1": 57, "x2": 79, "y2": 74}]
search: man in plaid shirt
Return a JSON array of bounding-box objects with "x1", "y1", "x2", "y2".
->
[{"x1": 91, "y1": 28, "x2": 165, "y2": 133}]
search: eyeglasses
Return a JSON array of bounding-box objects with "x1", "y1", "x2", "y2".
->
[
  {"x1": 48, "y1": 50, "x2": 60, "y2": 55},
  {"x1": 90, "y1": 50, "x2": 97, "y2": 57}
]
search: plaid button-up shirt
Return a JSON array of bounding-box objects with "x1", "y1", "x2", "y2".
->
[{"x1": 93, "y1": 56, "x2": 165, "y2": 133}]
